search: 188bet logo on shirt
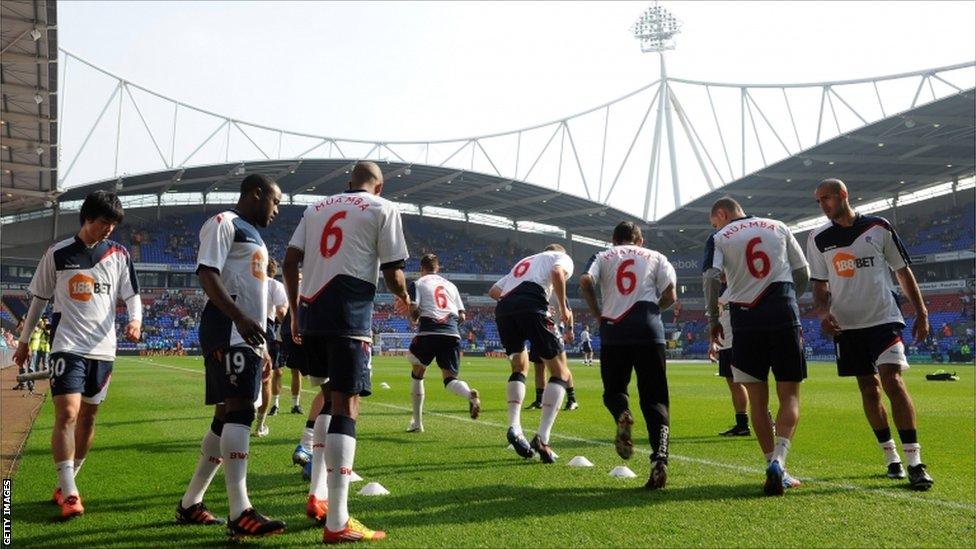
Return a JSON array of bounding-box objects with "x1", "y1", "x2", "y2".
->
[
  {"x1": 832, "y1": 252, "x2": 876, "y2": 278},
  {"x1": 68, "y1": 273, "x2": 112, "y2": 301}
]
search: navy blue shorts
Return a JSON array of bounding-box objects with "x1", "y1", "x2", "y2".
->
[
  {"x1": 496, "y1": 313, "x2": 563, "y2": 361},
  {"x1": 581, "y1": 341, "x2": 593, "y2": 354},
  {"x1": 49, "y1": 352, "x2": 114, "y2": 404},
  {"x1": 835, "y1": 322, "x2": 908, "y2": 377},
  {"x1": 408, "y1": 335, "x2": 461, "y2": 375},
  {"x1": 528, "y1": 343, "x2": 543, "y2": 365},
  {"x1": 303, "y1": 336, "x2": 373, "y2": 397},
  {"x1": 204, "y1": 346, "x2": 262, "y2": 405},
  {"x1": 718, "y1": 348, "x2": 733, "y2": 378},
  {"x1": 731, "y1": 326, "x2": 807, "y2": 383}
]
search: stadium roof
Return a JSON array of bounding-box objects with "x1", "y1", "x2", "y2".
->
[
  {"x1": 0, "y1": 0, "x2": 58, "y2": 213},
  {"x1": 649, "y1": 88, "x2": 976, "y2": 250},
  {"x1": 55, "y1": 160, "x2": 646, "y2": 243}
]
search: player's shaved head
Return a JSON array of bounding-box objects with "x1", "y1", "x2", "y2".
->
[
  {"x1": 420, "y1": 253, "x2": 439, "y2": 273},
  {"x1": 612, "y1": 221, "x2": 643, "y2": 245},
  {"x1": 817, "y1": 178, "x2": 848, "y2": 195},
  {"x1": 544, "y1": 243, "x2": 566, "y2": 253},
  {"x1": 350, "y1": 161, "x2": 383, "y2": 188},
  {"x1": 710, "y1": 197, "x2": 745, "y2": 217}
]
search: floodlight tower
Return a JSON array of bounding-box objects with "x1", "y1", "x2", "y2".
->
[{"x1": 632, "y1": 2, "x2": 682, "y2": 220}]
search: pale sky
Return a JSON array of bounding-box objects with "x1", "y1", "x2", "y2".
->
[{"x1": 56, "y1": 1, "x2": 976, "y2": 218}]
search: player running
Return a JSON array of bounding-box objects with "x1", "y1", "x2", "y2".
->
[
  {"x1": 579, "y1": 325, "x2": 594, "y2": 366},
  {"x1": 405, "y1": 253, "x2": 481, "y2": 433},
  {"x1": 808, "y1": 179, "x2": 934, "y2": 490},
  {"x1": 703, "y1": 197, "x2": 809, "y2": 496},
  {"x1": 254, "y1": 259, "x2": 288, "y2": 436},
  {"x1": 13, "y1": 191, "x2": 142, "y2": 519},
  {"x1": 283, "y1": 161, "x2": 409, "y2": 543},
  {"x1": 711, "y1": 280, "x2": 751, "y2": 437},
  {"x1": 489, "y1": 244, "x2": 575, "y2": 464},
  {"x1": 175, "y1": 174, "x2": 285, "y2": 537},
  {"x1": 580, "y1": 221, "x2": 676, "y2": 489}
]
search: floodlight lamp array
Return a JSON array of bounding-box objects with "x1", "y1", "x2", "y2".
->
[{"x1": 631, "y1": 3, "x2": 681, "y2": 53}]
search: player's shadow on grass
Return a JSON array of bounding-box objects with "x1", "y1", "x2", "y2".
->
[
  {"x1": 20, "y1": 438, "x2": 200, "y2": 459},
  {"x1": 668, "y1": 435, "x2": 758, "y2": 444},
  {"x1": 356, "y1": 482, "x2": 849, "y2": 528}
]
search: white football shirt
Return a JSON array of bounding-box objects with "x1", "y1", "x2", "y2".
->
[
  {"x1": 288, "y1": 190, "x2": 408, "y2": 340},
  {"x1": 411, "y1": 274, "x2": 465, "y2": 338},
  {"x1": 807, "y1": 214, "x2": 909, "y2": 330},
  {"x1": 494, "y1": 250, "x2": 574, "y2": 317},
  {"x1": 29, "y1": 236, "x2": 140, "y2": 361},
  {"x1": 196, "y1": 210, "x2": 269, "y2": 354}
]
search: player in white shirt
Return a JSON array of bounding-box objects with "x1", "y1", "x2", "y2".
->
[
  {"x1": 254, "y1": 259, "x2": 288, "y2": 436},
  {"x1": 580, "y1": 222, "x2": 676, "y2": 490},
  {"x1": 175, "y1": 174, "x2": 285, "y2": 537},
  {"x1": 283, "y1": 161, "x2": 409, "y2": 543},
  {"x1": 404, "y1": 253, "x2": 481, "y2": 433},
  {"x1": 525, "y1": 293, "x2": 580, "y2": 411},
  {"x1": 13, "y1": 191, "x2": 142, "y2": 519},
  {"x1": 709, "y1": 278, "x2": 751, "y2": 437},
  {"x1": 579, "y1": 325, "x2": 594, "y2": 366},
  {"x1": 703, "y1": 197, "x2": 809, "y2": 496},
  {"x1": 489, "y1": 244, "x2": 575, "y2": 464},
  {"x1": 809, "y1": 179, "x2": 933, "y2": 490}
]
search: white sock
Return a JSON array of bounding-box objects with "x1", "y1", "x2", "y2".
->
[
  {"x1": 411, "y1": 378, "x2": 425, "y2": 426},
  {"x1": 445, "y1": 379, "x2": 472, "y2": 399},
  {"x1": 221, "y1": 423, "x2": 252, "y2": 520},
  {"x1": 764, "y1": 451, "x2": 774, "y2": 463},
  {"x1": 537, "y1": 380, "x2": 566, "y2": 444},
  {"x1": 506, "y1": 380, "x2": 526, "y2": 432},
  {"x1": 256, "y1": 412, "x2": 267, "y2": 431},
  {"x1": 771, "y1": 436, "x2": 791, "y2": 467},
  {"x1": 903, "y1": 442, "x2": 922, "y2": 467},
  {"x1": 56, "y1": 460, "x2": 78, "y2": 497},
  {"x1": 272, "y1": 395, "x2": 280, "y2": 408},
  {"x1": 293, "y1": 394, "x2": 301, "y2": 407},
  {"x1": 181, "y1": 430, "x2": 222, "y2": 508},
  {"x1": 309, "y1": 414, "x2": 331, "y2": 498},
  {"x1": 325, "y1": 431, "x2": 356, "y2": 532},
  {"x1": 300, "y1": 426, "x2": 315, "y2": 453},
  {"x1": 879, "y1": 439, "x2": 900, "y2": 465},
  {"x1": 73, "y1": 457, "x2": 86, "y2": 478}
]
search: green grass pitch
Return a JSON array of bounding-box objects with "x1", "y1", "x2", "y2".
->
[{"x1": 9, "y1": 356, "x2": 975, "y2": 547}]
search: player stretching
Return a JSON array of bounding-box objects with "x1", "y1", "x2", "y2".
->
[
  {"x1": 13, "y1": 191, "x2": 141, "y2": 519},
  {"x1": 712, "y1": 282, "x2": 750, "y2": 437},
  {"x1": 703, "y1": 197, "x2": 809, "y2": 496},
  {"x1": 489, "y1": 244, "x2": 575, "y2": 463},
  {"x1": 580, "y1": 222, "x2": 676, "y2": 489},
  {"x1": 808, "y1": 179, "x2": 933, "y2": 490},
  {"x1": 579, "y1": 325, "x2": 594, "y2": 366},
  {"x1": 175, "y1": 174, "x2": 285, "y2": 537},
  {"x1": 254, "y1": 259, "x2": 288, "y2": 436},
  {"x1": 284, "y1": 161, "x2": 409, "y2": 543},
  {"x1": 405, "y1": 253, "x2": 481, "y2": 433}
]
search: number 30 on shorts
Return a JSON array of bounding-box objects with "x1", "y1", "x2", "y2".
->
[{"x1": 51, "y1": 356, "x2": 67, "y2": 378}]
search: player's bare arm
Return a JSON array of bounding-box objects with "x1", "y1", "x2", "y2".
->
[
  {"x1": 488, "y1": 284, "x2": 503, "y2": 301},
  {"x1": 702, "y1": 267, "x2": 724, "y2": 343},
  {"x1": 198, "y1": 267, "x2": 265, "y2": 347},
  {"x1": 895, "y1": 265, "x2": 930, "y2": 342},
  {"x1": 283, "y1": 246, "x2": 303, "y2": 345},
  {"x1": 383, "y1": 266, "x2": 411, "y2": 317},
  {"x1": 551, "y1": 266, "x2": 573, "y2": 343},
  {"x1": 812, "y1": 280, "x2": 841, "y2": 335},
  {"x1": 12, "y1": 295, "x2": 48, "y2": 367},
  {"x1": 579, "y1": 273, "x2": 601, "y2": 319},
  {"x1": 658, "y1": 283, "x2": 677, "y2": 311}
]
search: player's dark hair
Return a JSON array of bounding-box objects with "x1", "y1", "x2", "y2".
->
[
  {"x1": 420, "y1": 253, "x2": 439, "y2": 271},
  {"x1": 239, "y1": 173, "x2": 276, "y2": 197},
  {"x1": 350, "y1": 161, "x2": 382, "y2": 187},
  {"x1": 612, "y1": 221, "x2": 642, "y2": 245},
  {"x1": 79, "y1": 190, "x2": 124, "y2": 226},
  {"x1": 267, "y1": 257, "x2": 279, "y2": 278},
  {"x1": 544, "y1": 243, "x2": 565, "y2": 253},
  {"x1": 710, "y1": 196, "x2": 743, "y2": 216}
]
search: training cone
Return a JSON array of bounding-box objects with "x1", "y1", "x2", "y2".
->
[
  {"x1": 568, "y1": 456, "x2": 594, "y2": 467},
  {"x1": 349, "y1": 471, "x2": 364, "y2": 482},
  {"x1": 358, "y1": 482, "x2": 390, "y2": 496},
  {"x1": 609, "y1": 465, "x2": 637, "y2": 478},
  {"x1": 379, "y1": 382, "x2": 391, "y2": 389},
  {"x1": 506, "y1": 444, "x2": 514, "y2": 450}
]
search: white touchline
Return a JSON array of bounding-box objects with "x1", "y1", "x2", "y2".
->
[{"x1": 132, "y1": 358, "x2": 974, "y2": 512}]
